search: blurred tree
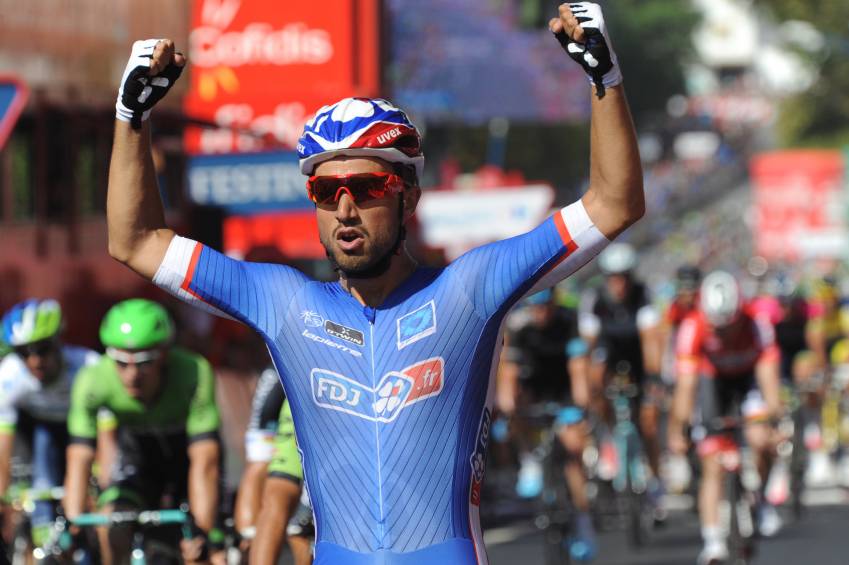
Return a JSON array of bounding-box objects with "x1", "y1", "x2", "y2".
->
[
  {"x1": 511, "y1": 0, "x2": 700, "y2": 125},
  {"x1": 417, "y1": 1, "x2": 701, "y2": 198},
  {"x1": 422, "y1": 122, "x2": 590, "y2": 202},
  {"x1": 759, "y1": 0, "x2": 849, "y2": 147},
  {"x1": 603, "y1": 0, "x2": 700, "y2": 127}
]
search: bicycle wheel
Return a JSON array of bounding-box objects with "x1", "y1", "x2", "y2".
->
[
  {"x1": 724, "y1": 471, "x2": 755, "y2": 565},
  {"x1": 540, "y1": 435, "x2": 571, "y2": 565},
  {"x1": 10, "y1": 518, "x2": 31, "y2": 565},
  {"x1": 790, "y1": 408, "x2": 806, "y2": 520},
  {"x1": 624, "y1": 435, "x2": 650, "y2": 548}
]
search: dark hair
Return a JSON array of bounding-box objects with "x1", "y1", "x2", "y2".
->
[
  {"x1": 392, "y1": 163, "x2": 419, "y2": 188},
  {"x1": 676, "y1": 264, "x2": 702, "y2": 290}
]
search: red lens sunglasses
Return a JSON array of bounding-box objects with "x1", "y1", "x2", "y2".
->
[{"x1": 306, "y1": 172, "x2": 406, "y2": 205}]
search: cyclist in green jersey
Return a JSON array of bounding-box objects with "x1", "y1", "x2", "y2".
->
[
  {"x1": 251, "y1": 398, "x2": 313, "y2": 565},
  {"x1": 235, "y1": 367, "x2": 311, "y2": 564},
  {"x1": 62, "y1": 299, "x2": 221, "y2": 564}
]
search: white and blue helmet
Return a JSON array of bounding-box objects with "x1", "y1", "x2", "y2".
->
[
  {"x1": 700, "y1": 270, "x2": 743, "y2": 327},
  {"x1": 2, "y1": 299, "x2": 63, "y2": 346},
  {"x1": 297, "y1": 97, "x2": 424, "y2": 179}
]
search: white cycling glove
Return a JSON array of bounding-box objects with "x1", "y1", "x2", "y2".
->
[
  {"x1": 553, "y1": 2, "x2": 622, "y2": 98},
  {"x1": 115, "y1": 39, "x2": 184, "y2": 129}
]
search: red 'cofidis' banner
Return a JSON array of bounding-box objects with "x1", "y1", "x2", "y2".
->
[{"x1": 184, "y1": 0, "x2": 381, "y2": 154}]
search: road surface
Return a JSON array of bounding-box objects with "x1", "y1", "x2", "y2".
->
[{"x1": 485, "y1": 488, "x2": 849, "y2": 564}]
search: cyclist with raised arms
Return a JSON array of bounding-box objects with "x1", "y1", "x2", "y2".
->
[
  {"x1": 669, "y1": 271, "x2": 783, "y2": 565},
  {"x1": 105, "y1": 3, "x2": 643, "y2": 562},
  {"x1": 0, "y1": 299, "x2": 113, "y2": 549},
  {"x1": 235, "y1": 367, "x2": 312, "y2": 564},
  {"x1": 63, "y1": 299, "x2": 221, "y2": 564}
]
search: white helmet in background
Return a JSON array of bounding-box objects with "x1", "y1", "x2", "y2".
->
[
  {"x1": 598, "y1": 243, "x2": 636, "y2": 275},
  {"x1": 700, "y1": 270, "x2": 742, "y2": 327}
]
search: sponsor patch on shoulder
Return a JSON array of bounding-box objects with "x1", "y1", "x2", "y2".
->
[
  {"x1": 300, "y1": 310, "x2": 324, "y2": 327},
  {"x1": 324, "y1": 320, "x2": 364, "y2": 347},
  {"x1": 396, "y1": 300, "x2": 437, "y2": 350}
]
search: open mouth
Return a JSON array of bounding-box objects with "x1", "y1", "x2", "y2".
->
[{"x1": 336, "y1": 228, "x2": 365, "y2": 251}]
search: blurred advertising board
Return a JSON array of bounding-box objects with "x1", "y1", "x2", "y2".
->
[
  {"x1": 750, "y1": 150, "x2": 847, "y2": 260},
  {"x1": 417, "y1": 185, "x2": 555, "y2": 259},
  {"x1": 187, "y1": 151, "x2": 311, "y2": 214},
  {"x1": 0, "y1": 76, "x2": 28, "y2": 150},
  {"x1": 223, "y1": 211, "x2": 325, "y2": 259},
  {"x1": 184, "y1": 0, "x2": 380, "y2": 155},
  {"x1": 386, "y1": 0, "x2": 588, "y2": 123}
]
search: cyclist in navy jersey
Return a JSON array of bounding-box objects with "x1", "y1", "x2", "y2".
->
[
  {"x1": 499, "y1": 289, "x2": 596, "y2": 561},
  {"x1": 105, "y1": 4, "x2": 644, "y2": 563},
  {"x1": 579, "y1": 243, "x2": 664, "y2": 510}
]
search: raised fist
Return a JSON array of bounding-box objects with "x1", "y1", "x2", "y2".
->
[
  {"x1": 550, "y1": 3, "x2": 622, "y2": 99},
  {"x1": 116, "y1": 39, "x2": 186, "y2": 129}
]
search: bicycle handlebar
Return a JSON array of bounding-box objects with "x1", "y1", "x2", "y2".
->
[
  {"x1": 71, "y1": 508, "x2": 189, "y2": 528},
  {"x1": 1, "y1": 486, "x2": 65, "y2": 505}
]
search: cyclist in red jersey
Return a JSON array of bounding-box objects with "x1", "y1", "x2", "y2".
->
[
  {"x1": 668, "y1": 271, "x2": 783, "y2": 565},
  {"x1": 666, "y1": 265, "x2": 702, "y2": 328},
  {"x1": 662, "y1": 265, "x2": 702, "y2": 385},
  {"x1": 660, "y1": 265, "x2": 702, "y2": 493}
]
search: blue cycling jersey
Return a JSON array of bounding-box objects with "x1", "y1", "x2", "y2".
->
[{"x1": 154, "y1": 201, "x2": 607, "y2": 564}]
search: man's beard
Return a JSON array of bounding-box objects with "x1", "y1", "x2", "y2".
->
[
  {"x1": 322, "y1": 197, "x2": 407, "y2": 279},
  {"x1": 322, "y1": 222, "x2": 406, "y2": 280}
]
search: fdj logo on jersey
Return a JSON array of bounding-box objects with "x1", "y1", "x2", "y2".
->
[{"x1": 311, "y1": 358, "x2": 444, "y2": 423}]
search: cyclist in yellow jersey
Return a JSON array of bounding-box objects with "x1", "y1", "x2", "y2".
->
[{"x1": 806, "y1": 277, "x2": 849, "y2": 373}]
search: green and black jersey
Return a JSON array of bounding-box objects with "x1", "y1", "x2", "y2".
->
[
  {"x1": 68, "y1": 347, "x2": 220, "y2": 447},
  {"x1": 268, "y1": 399, "x2": 303, "y2": 484}
]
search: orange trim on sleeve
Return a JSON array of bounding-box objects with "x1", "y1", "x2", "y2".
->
[
  {"x1": 180, "y1": 243, "x2": 204, "y2": 301},
  {"x1": 552, "y1": 211, "x2": 578, "y2": 255}
]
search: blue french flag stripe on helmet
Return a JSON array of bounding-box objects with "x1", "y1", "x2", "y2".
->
[
  {"x1": 298, "y1": 97, "x2": 424, "y2": 177},
  {"x1": 301, "y1": 100, "x2": 411, "y2": 149}
]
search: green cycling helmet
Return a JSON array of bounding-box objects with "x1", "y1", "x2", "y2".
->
[{"x1": 100, "y1": 299, "x2": 174, "y2": 350}]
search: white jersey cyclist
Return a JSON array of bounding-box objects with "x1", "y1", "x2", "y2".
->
[
  {"x1": 0, "y1": 299, "x2": 100, "y2": 431},
  {"x1": 1, "y1": 299, "x2": 104, "y2": 541},
  {"x1": 0, "y1": 345, "x2": 99, "y2": 430}
]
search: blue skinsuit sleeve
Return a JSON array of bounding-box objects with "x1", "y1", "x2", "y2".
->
[
  {"x1": 153, "y1": 235, "x2": 310, "y2": 337},
  {"x1": 447, "y1": 200, "x2": 608, "y2": 319}
]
